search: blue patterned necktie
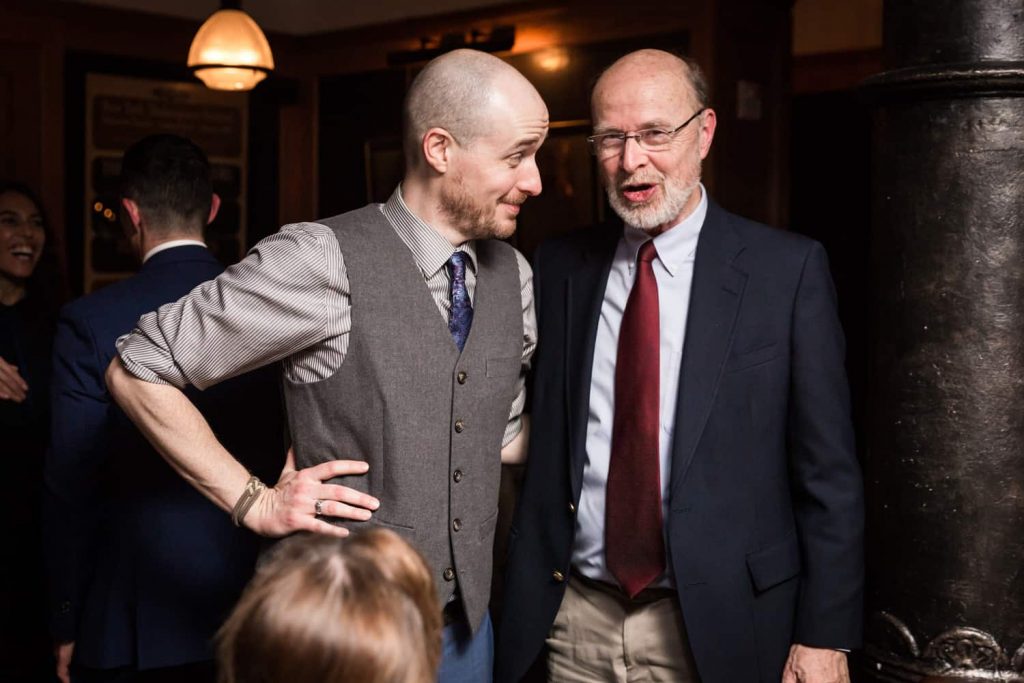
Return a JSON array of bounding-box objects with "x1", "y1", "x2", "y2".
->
[{"x1": 447, "y1": 251, "x2": 474, "y2": 351}]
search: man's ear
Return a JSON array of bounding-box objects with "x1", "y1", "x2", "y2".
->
[
  {"x1": 697, "y1": 108, "x2": 717, "y2": 160},
  {"x1": 120, "y1": 197, "x2": 142, "y2": 233},
  {"x1": 421, "y1": 128, "x2": 456, "y2": 174},
  {"x1": 207, "y1": 193, "x2": 221, "y2": 225}
]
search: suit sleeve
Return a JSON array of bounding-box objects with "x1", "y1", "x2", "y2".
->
[
  {"x1": 787, "y1": 241, "x2": 865, "y2": 648},
  {"x1": 43, "y1": 311, "x2": 108, "y2": 642}
]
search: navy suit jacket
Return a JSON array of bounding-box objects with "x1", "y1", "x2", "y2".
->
[
  {"x1": 497, "y1": 201, "x2": 864, "y2": 682},
  {"x1": 44, "y1": 245, "x2": 283, "y2": 671}
]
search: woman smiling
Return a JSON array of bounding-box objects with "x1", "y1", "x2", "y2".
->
[{"x1": 0, "y1": 180, "x2": 61, "y2": 682}]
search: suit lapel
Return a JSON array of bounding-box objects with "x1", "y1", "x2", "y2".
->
[
  {"x1": 670, "y1": 202, "x2": 748, "y2": 493},
  {"x1": 565, "y1": 230, "x2": 617, "y2": 499}
]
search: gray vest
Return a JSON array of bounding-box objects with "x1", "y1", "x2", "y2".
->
[{"x1": 283, "y1": 205, "x2": 523, "y2": 633}]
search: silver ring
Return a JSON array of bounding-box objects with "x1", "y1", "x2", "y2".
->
[{"x1": 314, "y1": 499, "x2": 324, "y2": 517}]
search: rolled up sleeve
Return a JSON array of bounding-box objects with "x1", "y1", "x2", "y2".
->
[{"x1": 117, "y1": 223, "x2": 348, "y2": 390}]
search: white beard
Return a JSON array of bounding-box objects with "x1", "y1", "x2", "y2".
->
[{"x1": 606, "y1": 169, "x2": 700, "y2": 233}]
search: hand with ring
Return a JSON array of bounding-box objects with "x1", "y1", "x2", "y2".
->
[{"x1": 246, "y1": 447, "x2": 379, "y2": 538}]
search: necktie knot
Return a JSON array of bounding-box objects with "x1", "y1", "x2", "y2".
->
[
  {"x1": 449, "y1": 251, "x2": 468, "y2": 278},
  {"x1": 637, "y1": 240, "x2": 658, "y2": 265}
]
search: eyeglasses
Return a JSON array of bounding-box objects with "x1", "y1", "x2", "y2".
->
[{"x1": 587, "y1": 108, "x2": 707, "y2": 157}]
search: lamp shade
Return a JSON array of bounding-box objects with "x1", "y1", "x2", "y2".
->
[{"x1": 187, "y1": 9, "x2": 274, "y2": 91}]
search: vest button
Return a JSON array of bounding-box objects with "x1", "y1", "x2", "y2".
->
[
  {"x1": 457, "y1": 370, "x2": 468, "y2": 384},
  {"x1": 454, "y1": 419, "x2": 465, "y2": 433},
  {"x1": 453, "y1": 469, "x2": 464, "y2": 483},
  {"x1": 443, "y1": 567, "x2": 455, "y2": 582},
  {"x1": 453, "y1": 518, "x2": 463, "y2": 532},
  {"x1": 568, "y1": 502, "x2": 576, "y2": 514},
  {"x1": 552, "y1": 570, "x2": 565, "y2": 582}
]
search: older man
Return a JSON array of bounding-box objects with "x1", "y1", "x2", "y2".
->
[
  {"x1": 107, "y1": 49, "x2": 547, "y2": 683},
  {"x1": 497, "y1": 49, "x2": 863, "y2": 683}
]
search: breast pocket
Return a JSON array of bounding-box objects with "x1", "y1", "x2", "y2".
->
[{"x1": 725, "y1": 342, "x2": 780, "y2": 374}]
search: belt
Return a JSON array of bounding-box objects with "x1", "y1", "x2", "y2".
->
[
  {"x1": 570, "y1": 569, "x2": 677, "y2": 604},
  {"x1": 442, "y1": 597, "x2": 463, "y2": 626}
]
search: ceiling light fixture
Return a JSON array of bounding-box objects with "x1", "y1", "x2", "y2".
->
[{"x1": 187, "y1": 0, "x2": 274, "y2": 91}]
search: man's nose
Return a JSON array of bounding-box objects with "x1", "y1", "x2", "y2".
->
[
  {"x1": 518, "y1": 158, "x2": 543, "y2": 197},
  {"x1": 620, "y1": 137, "x2": 648, "y2": 174}
]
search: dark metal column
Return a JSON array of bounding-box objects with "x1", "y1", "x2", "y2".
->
[{"x1": 862, "y1": 1, "x2": 1024, "y2": 681}]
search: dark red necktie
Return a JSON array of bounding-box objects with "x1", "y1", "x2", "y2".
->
[{"x1": 605, "y1": 239, "x2": 665, "y2": 598}]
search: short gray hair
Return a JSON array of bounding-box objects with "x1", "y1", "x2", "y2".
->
[{"x1": 681, "y1": 56, "x2": 710, "y2": 108}]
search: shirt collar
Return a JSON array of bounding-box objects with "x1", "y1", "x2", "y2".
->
[
  {"x1": 142, "y1": 239, "x2": 207, "y2": 264},
  {"x1": 380, "y1": 185, "x2": 478, "y2": 277},
  {"x1": 622, "y1": 183, "x2": 707, "y2": 277}
]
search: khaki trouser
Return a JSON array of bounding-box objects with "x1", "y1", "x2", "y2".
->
[{"x1": 546, "y1": 573, "x2": 701, "y2": 683}]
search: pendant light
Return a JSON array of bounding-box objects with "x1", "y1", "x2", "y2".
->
[{"x1": 187, "y1": 0, "x2": 274, "y2": 91}]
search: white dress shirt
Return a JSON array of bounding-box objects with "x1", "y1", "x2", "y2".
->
[{"x1": 572, "y1": 184, "x2": 708, "y2": 587}]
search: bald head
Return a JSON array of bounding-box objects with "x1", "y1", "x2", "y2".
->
[
  {"x1": 593, "y1": 49, "x2": 709, "y2": 113},
  {"x1": 403, "y1": 49, "x2": 543, "y2": 168}
]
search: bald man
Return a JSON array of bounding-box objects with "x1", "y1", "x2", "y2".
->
[
  {"x1": 497, "y1": 50, "x2": 863, "y2": 683},
  {"x1": 107, "y1": 49, "x2": 548, "y2": 682}
]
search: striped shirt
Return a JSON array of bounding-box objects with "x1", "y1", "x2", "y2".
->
[{"x1": 116, "y1": 186, "x2": 536, "y2": 446}]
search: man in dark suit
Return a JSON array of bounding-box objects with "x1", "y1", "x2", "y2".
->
[
  {"x1": 497, "y1": 50, "x2": 864, "y2": 683},
  {"x1": 44, "y1": 134, "x2": 281, "y2": 683}
]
